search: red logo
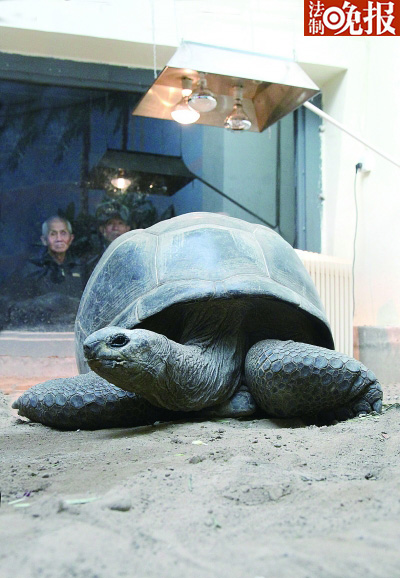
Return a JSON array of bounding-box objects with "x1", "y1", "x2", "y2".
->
[{"x1": 305, "y1": 1, "x2": 398, "y2": 35}]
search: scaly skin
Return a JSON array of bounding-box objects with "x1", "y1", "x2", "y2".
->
[
  {"x1": 84, "y1": 322, "x2": 245, "y2": 411},
  {"x1": 12, "y1": 373, "x2": 257, "y2": 430},
  {"x1": 12, "y1": 335, "x2": 383, "y2": 430},
  {"x1": 245, "y1": 339, "x2": 382, "y2": 421},
  {"x1": 12, "y1": 371, "x2": 174, "y2": 430}
]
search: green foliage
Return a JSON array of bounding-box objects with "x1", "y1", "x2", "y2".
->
[{"x1": 57, "y1": 195, "x2": 174, "y2": 259}]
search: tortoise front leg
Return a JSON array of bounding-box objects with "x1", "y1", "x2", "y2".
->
[
  {"x1": 245, "y1": 340, "x2": 383, "y2": 424},
  {"x1": 12, "y1": 372, "x2": 174, "y2": 430}
]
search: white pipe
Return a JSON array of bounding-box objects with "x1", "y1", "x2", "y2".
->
[{"x1": 303, "y1": 101, "x2": 400, "y2": 170}]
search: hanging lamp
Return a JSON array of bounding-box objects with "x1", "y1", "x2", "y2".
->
[
  {"x1": 188, "y1": 72, "x2": 217, "y2": 113},
  {"x1": 170, "y1": 77, "x2": 200, "y2": 125},
  {"x1": 224, "y1": 86, "x2": 251, "y2": 131},
  {"x1": 133, "y1": 42, "x2": 319, "y2": 132},
  {"x1": 110, "y1": 168, "x2": 132, "y2": 192}
]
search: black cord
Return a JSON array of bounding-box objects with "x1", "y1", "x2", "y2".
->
[
  {"x1": 180, "y1": 130, "x2": 278, "y2": 230},
  {"x1": 352, "y1": 163, "x2": 362, "y2": 318},
  {"x1": 191, "y1": 172, "x2": 278, "y2": 230}
]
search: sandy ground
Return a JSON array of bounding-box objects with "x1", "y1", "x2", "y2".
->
[{"x1": 1, "y1": 386, "x2": 400, "y2": 578}]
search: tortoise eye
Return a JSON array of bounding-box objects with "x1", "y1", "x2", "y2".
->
[{"x1": 108, "y1": 334, "x2": 130, "y2": 348}]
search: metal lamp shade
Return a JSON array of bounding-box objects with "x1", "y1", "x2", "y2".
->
[
  {"x1": 132, "y1": 42, "x2": 319, "y2": 132},
  {"x1": 89, "y1": 149, "x2": 196, "y2": 197}
]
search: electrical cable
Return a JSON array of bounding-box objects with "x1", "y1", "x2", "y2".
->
[
  {"x1": 150, "y1": 0, "x2": 158, "y2": 79},
  {"x1": 352, "y1": 163, "x2": 362, "y2": 319},
  {"x1": 178, "y1": 124, "x2": 277, "y2": 229},
  {"x1": 190, "y1": 171, "x2": 278, "y2": 230}
]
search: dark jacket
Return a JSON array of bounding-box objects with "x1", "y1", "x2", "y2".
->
[
  {"x1": 13, "y1": 250, "x2": 87, "y2": 299},
  {"x1": 0, "y1": 250, "x2": 88, "y2": 330}
]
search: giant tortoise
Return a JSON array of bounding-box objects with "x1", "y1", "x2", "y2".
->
[{"x1": 13, "y1": 212, "x2": 382, "y2": 429}]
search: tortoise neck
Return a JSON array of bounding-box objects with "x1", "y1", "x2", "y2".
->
[
  {"x1": 160, "y1": 300, "x2": 248, "y2": 410},
  {"x1": 180, "y1": 300, "x2": 247, "y2": 349}
]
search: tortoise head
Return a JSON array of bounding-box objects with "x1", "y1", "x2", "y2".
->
[{"x1": 83, "y1": 327, "x2": 171, "y2": 396}]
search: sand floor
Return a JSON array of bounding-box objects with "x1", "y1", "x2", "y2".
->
[{"x1": 1, "y1": 384, "x2": 400, "y2": 578}]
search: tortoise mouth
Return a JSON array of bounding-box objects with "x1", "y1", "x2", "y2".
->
[{"x1": 87, "y1": 357, "x2": 129, "y2": 376}]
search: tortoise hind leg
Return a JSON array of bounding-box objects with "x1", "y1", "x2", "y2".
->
[
  {"x1": 12, "y1": 371, "x2": 173, "y2": 430},
  {"x1": 245, "y1": 339, "x2": 382, "y2": 424}
]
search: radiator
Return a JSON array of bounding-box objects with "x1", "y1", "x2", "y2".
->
[{"x1": 296, "y1": 250, "x2": 353, "y2": 357}]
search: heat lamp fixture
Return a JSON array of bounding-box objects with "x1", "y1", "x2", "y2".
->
[
  {"x1": 170, "y1": 77, "x2": 200, "y2": 125},
  {"x1": 224, "y1": 86, "x2": 251, "y2": 131},
  {"x1": 132, "y1": 42, "x2": 320, "y2": 133}
]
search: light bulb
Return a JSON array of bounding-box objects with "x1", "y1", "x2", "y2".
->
[
  {"x1": 224, "y1": 102, "x2": 252, "y2": 131},
  {"x1": 110, "y1": 170, "x2": 132, "y2": 191},
  {"x1": 188, "y1": 73, "x2": 217, "y2": 113},
  {"x1": 181, "y1": 77, "x2": 193, "y2": 97},
  {"x1": 171, "y1": 96, "x2": 200, "y2": 125},
  {"x1": 224, "y1": 86, "x2": 251, "y2": 131}
]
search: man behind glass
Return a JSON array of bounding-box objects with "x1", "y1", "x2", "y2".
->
[
  {"x1": 0, "y1": 216, "x2": 86, "y2": 329},
  {"x1": 26, "y1": 215, "x2": 86, "y2": 298}
]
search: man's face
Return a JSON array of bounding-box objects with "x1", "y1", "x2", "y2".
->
[
  {"x1": 41, "y1": 219, "x2": 74, "y2": 254},
  {"x1": 100, "y1": 217, "x2": 130, "y2": 244}
]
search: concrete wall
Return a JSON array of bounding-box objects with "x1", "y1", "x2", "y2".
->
[
  {"x1": 354, "y1": 326, "x2": 400, "y2": 386},
  {"x1": 0, "y1": 331, "x2": 77, "y2": 378},
  {"x1": 314, "y1": 38, "x2": 400, "y2": 382},
  {"x1": 319, "y1": 40, "x2": 400, "y2": 329}
]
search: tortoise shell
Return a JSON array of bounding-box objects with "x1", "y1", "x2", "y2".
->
[{"x1": 75, "y1": 212, "x2": 334, "y2": 372}]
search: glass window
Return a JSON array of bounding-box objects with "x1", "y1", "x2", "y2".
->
[
  {"x1": 0, "y1": 62, "x2": 315, "y2": 332},
  {"x1": 0, "y1": 81, "x2": 182, "y2": 330}
]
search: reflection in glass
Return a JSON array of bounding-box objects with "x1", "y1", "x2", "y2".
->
[{"x1": 0, "y1": 80, "x2": 175, "y2": 331}]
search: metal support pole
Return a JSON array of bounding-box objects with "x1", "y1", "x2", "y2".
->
[{"x1": 303, "y1": 101, "x2": 400, "y2": 170}]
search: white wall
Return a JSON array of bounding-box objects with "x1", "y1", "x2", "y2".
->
[
  {"x1": 317, "y1": 38, "x2": 400, "y2": 327},
  {"x1": 0, "y1": 0, "x2": 399, "y2": 328}
]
